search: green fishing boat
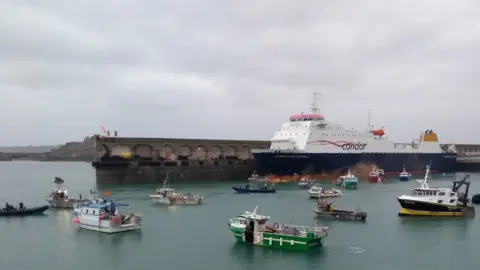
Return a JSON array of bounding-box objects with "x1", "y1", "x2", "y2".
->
[
  {"x1": 334, "y1": 168, "x2": 358, "y2": 189},
  {"x1": 228, "y1": 206, "x2": 329, "y2": 251}
]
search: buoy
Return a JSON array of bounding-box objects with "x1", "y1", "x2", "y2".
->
[{"x1": 73, "y1": 217, "x2": 79, "y2": 224}]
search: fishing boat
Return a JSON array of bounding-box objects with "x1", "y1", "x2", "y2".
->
[
  {"x1": 150, "y1": 179, "x2": 202, "y2": 205},
  {"x1": 248, "y1": 170, "x2": 266, "y2": 182},
  {"x1": 298, "y1": 176, "x2": 314, "y2": 189},
  {"x1": 0, "y1": 202, "x2": 49, "y2": 217},
  {"x1": 46, "y1": 177, "x2": 89, "y2": 209},
  {"x1": 232, "y1": 184, "x2": 276, "y2": 194},
  {"x1": 251, "y1": 93, "x2": 457, "y2": 178},
  {"x1": 308, "y1": 186, "x2": 342, "y2": 199},
  {"x1": 399, "y1": 165, "x2": 411, "y2": 181},
  {"x1": 73, "y1": 199, "x2": 142, "y2": 233},
  {"x1": 334, "y1": 169, "x2": 358, "y2": 189},
  {"x1": 397, "y1": 166, "x2": 475, "y2": 217},
  {"x1": 228, "y1": 206, "x2": 329, "y2": 251},
  {"x1": 368, "y1": 166, "x2": 385, "y2": 183},
  {"x1": 314, "y1": 199, "x2": 367, "y2": 221}
]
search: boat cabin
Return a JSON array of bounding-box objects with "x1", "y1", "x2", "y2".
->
[
  {"x1": 50, "y1": 189, "x2": 68, "y2": 199},
  {"x1": 340, "y1": 175, "x2": 358, "y2": 182},
  {"x1": 155, "y1": 187, "x2": 176, "y2": 197},
  {"x1": 78, "y1": 201, "x2": 119, "y2": 218},
  {"x1": 411, "y1": 188, "x2": 458, "y2": 205},
  {"x1": 309, "y1": 186, "x2": 324, "y2": 193}
]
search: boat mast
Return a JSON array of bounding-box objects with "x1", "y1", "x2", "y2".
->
[
  {"x1": 366, "y1": 109, "x2": 371, "y2": 132},
  {"x1": 420, "y1": 165, "x2": 431, "y2": 188}
]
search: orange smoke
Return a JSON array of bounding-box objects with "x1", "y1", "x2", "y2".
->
[{"x1": 262, "y1": 162, "x2": 381, "y2": 183}]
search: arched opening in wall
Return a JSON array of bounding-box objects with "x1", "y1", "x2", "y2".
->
[
  {"x1": 159, "y1": 144, "x2": 176, "y2": 160},
  {"x1": 225, "y1": 145, "x2": 238, "y2": 159},
  {"x1": 98, "y1": 144, "x2": 110, "y2": 158},
  {"x1": 133, "y1": 144, "x2": 153, "y2": 160},
  {"x1": 240, "y1": 146, "x2": 252, "y2": 159},
  {"x1": 111, "y1": 145, "x2": 132, "y2": 156},
  {"x1": 179, "y1": 145, "x2": 192, "y2": 160},
  {"x1": 195, "y1": 145, "x2": 208, "y2": 160},
  {"x1": 209, "y1": 145, "x2": 224, "y2": 159}
]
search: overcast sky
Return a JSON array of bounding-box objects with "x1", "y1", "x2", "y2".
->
[{"x1": 1, "y1": 0, "x2": 479, "y2": 146}]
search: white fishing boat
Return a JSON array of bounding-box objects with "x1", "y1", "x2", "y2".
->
[
  {"x1": 298, "y1": 176, "x2": 314, "y2": 188},
  {"x1": 308, "y1": 186, "x2": 342, "y2": 199},
  {"x1": 248, "y1": 170, "x2": 266, "y2": 182},
  {"x1": 73, "y1": 199, "x2": 141, "y2": 233},
  {"x1": 150, "y1": 177, "x2": 202, "y2": 205},
  {"x1": 46, "y1": 177, "x2": 89, "y2": 209}
]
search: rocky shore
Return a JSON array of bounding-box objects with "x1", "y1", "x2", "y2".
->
[{"x1": 0, "y1": 136, "x2": 95, "y2": 162}]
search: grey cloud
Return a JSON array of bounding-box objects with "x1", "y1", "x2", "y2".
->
[{"x1": 0, "y1": 0, "x2": 479, "y2": 145}]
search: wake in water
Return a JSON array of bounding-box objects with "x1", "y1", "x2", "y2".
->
[{"x1": 345, "y1": 246, "x2": 366, "y2": 254}]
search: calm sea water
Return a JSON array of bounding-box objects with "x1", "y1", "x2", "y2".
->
[{"x1": 0, "y1": 161, "x2": 478, "y2": 270}]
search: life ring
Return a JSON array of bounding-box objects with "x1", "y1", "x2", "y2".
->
[{"x1": 273, "y1": 223, "x2": 279, "y2": 229}]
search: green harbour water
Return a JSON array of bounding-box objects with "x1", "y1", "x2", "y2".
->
[{"x1": 0, "y1": 161, "x2": 479, "y2": 270}]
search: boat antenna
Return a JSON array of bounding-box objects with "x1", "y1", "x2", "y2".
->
[
  {"x1": 420, "y1": 164, "x2": 431, "y2": 188},
  {"x1": 311, "y1": 92, "x2": 321, "y2": 113},
  {"x1": 252, "y1": 205, "x2": 258, "y2": 215}
]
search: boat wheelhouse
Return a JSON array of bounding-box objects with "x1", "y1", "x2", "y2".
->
[{"x1": 334, "y1": 169, "x2": 358, "y2": 189}]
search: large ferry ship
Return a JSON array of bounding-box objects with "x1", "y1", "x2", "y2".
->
[{"x1": 252, "y1": 93, "x2": 457, "y2": 178}]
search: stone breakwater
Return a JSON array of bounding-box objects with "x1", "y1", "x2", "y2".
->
[{"x1": 91, "y1": 135, "x2": 270, "y2": 184}]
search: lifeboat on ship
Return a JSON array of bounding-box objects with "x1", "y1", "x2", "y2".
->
[{"x1": 371, "y1": 129, "x2": 385, "y2": 137}]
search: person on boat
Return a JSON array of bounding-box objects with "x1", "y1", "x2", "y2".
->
[
  {"x1": 326, "y1": 202, "x2": 332, "y2": 212},
  {"x1": 4, "y1": 203, "x2": 14, "y2": 211}
]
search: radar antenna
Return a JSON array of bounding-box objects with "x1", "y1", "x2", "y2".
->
[{"x1": 311, "y1": 92, "x2": 321, "y2": 113}]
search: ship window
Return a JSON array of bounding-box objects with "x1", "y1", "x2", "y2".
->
[
  {"x1": 450, "y1": 199, "x2": 456, "y2": 203},
  {"x1": 437, "y1": 200, "x2": 443, "y2": 203},
  {"x1": 85, "y1": 209, "x2": 88, "y2": 214},
  {"x1": 450, "y1": 193, "x2": 455, "y2": 197},
  {"x1": 93, "y1": 210, "x2": 96, "y2": 215},
  {"x1": 438, "y1": 192, "x2": 445, "y2": 196}
]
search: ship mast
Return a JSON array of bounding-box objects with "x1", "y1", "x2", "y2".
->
[
  {"x1": 367, "y1": 109, "x2": 371, "y2": 132},
  {"x1": 311, "y1": 92, "x2": 321, "y2": 113}
]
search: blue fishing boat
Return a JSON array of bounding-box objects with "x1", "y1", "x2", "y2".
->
[
  {"x1": 232, "y1": 184, "x2": 276, "y2": 194},
  {"x1": 399, "y1": 165, "x2": 411, "y2": 181}
]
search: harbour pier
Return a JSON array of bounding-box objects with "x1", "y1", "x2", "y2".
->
[{"x1": 91, "y1": 135, "x2": 270, "y2": 185}]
